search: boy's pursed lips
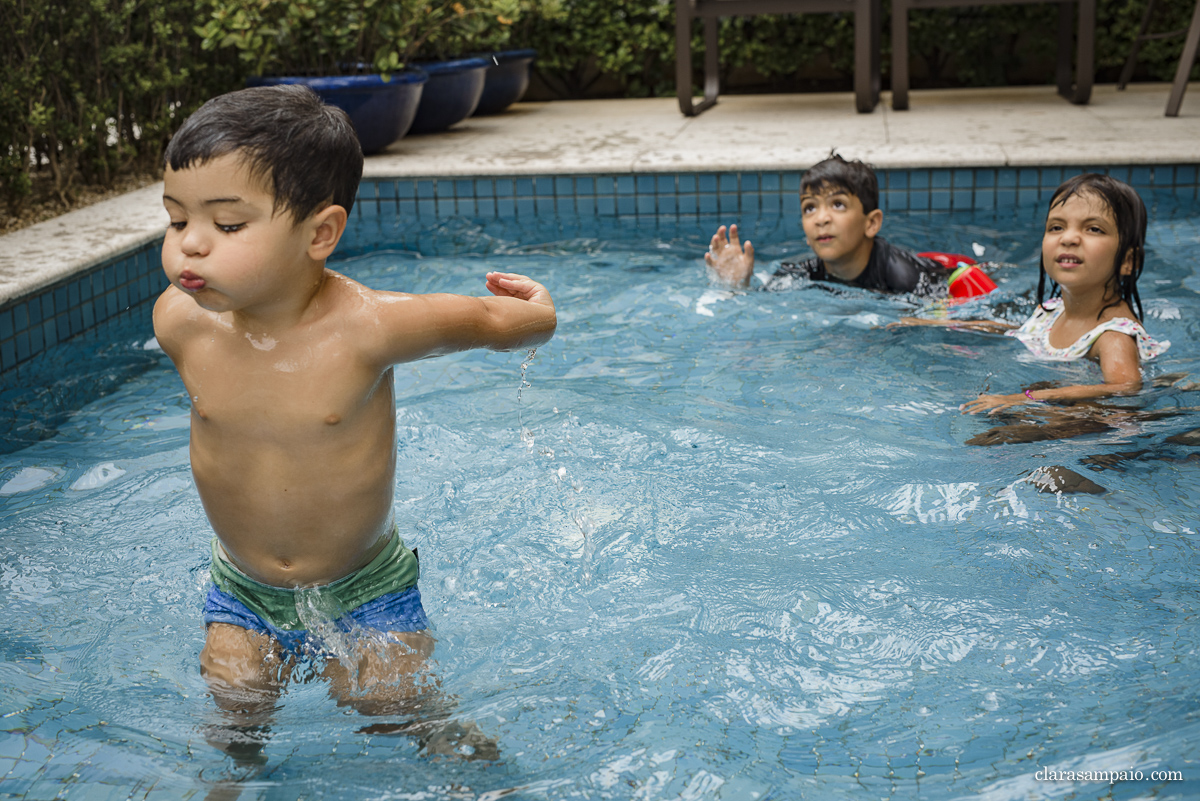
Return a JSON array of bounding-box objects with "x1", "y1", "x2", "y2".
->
[{"x1": 180, "y1": 270, "x2": 206, "y2": 291}]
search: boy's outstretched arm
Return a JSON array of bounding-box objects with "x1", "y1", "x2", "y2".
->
[
  {"x1": 889, "y1": 317, "x2": 1016, "y2": 334},
  {"x1": 704, "y1": 224, "x2": 755, "y2": 289},
  {"x1": 365, "y1": 271, "x2": 556, "y2": 368}
]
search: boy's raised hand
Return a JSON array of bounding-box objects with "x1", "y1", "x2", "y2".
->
[
  {"x1": 704, "y1": 224, "x2": 755, "y2": 289},
  {"x1": 485, "y1": 271, "x2": 555, "y2": 309}
]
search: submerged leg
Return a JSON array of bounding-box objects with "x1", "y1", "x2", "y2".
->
[
  {"x1": 322, "y1": 631, "x2": 500, "y2": 760},
  {"x1": 199, "y1": 622, "x2": 292, "y2": 766}
]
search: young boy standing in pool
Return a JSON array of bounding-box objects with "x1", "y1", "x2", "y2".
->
[
  {"x1": 153, "y1": 85, "x2": 556, "y2": 743},
  {"x1": 705, "y1": 155, "x2": 950, "y2": 295}
]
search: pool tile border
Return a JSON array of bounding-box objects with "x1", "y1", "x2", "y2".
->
[{"x1": 3, "y1": 163, "x2": 1197, "y2": 379}]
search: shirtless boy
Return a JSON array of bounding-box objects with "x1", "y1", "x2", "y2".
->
[
  {"x1": 153, "y1": 85, "x2": 556, "y2": 747},
  {"x1": 705, "y1": 155, "x2": 947, "y2": 295}
]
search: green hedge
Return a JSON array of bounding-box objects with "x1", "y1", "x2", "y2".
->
[
  {"x1": 2, "y1": 0, "x2": 1196, "y2": 211},
  {"x1": 0, "y1": 0, "x2": 242, "y2": 213}
]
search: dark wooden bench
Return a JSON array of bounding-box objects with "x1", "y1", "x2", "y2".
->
[
  {"x1": 891, "y1": 0, "x2": 1095, "y2": 110},
  {"x1": 675, "y1": 0, "x2": 882, "y2": 115}
]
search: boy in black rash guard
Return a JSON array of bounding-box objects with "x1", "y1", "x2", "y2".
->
[{"x1": 705, "y1": 155, "x2": 948, "y2": 296}]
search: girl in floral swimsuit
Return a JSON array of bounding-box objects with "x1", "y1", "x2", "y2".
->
[{"x1": 898, "y1": 173, "x2": 1169, "y2": 415}]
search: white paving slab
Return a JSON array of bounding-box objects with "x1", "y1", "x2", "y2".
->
[{"x1": 2, "y1": 83, "x2": 1199, "y2": 306}]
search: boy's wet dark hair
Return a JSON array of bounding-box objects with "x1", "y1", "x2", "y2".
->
[
  {"x1": 165, "y1": 85, "x2": 363, "y2": 222},
  {"x1": 1038, "y1": 173, "x2": 1147, "y2": 321},
  {"x1": 800, "y1": 155, "x2": 879, "y2": 213}
]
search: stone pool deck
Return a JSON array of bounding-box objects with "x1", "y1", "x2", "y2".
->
[{"x1": 2, "y1": 82, "x2": 1200, "y2": 308}]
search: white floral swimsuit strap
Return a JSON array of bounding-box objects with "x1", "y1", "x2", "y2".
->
[{"x1": 1006, "y1": 297, "x2": 1170, "y2": 362}]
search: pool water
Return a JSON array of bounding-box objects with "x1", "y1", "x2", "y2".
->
[{"x1": 2, "y1": 197, "x2": 1200, "y2": 800}]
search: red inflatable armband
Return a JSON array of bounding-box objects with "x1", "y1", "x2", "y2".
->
[
  {"x1": 916, "y1": 252, "x2": 997, "y2": 299},
  {"x1": 917, "y1": 251, "x2": 976, "y2": 271}
]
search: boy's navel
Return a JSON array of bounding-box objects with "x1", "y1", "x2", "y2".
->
[{"x1": 325, "y1": 414, "x2": 341, "y2": 425}]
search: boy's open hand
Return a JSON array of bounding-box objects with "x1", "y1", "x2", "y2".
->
[
  {"x1": 705, "y1": 224, "x2": 754, "y2": 289},
  {"x1": 485, "y1": 272, "x2": 555, "y2": 309}
]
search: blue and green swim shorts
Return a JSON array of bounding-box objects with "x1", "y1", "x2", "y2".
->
[{"x1": 203, "y1": 530, "x2": 429, "y2": 653}]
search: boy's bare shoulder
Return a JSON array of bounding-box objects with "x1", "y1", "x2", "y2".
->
[{"x1": 152, "y1": 286, "x2": 209, "y2": 356}]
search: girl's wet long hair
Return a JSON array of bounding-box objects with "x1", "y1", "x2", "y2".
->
[{"x1": 1037, "y1": 173, "x2": 1147, "y2": 321}]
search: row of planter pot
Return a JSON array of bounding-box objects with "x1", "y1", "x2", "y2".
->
[{"x1": 249, "y1": 50, "x2": 536, "y2": 155}]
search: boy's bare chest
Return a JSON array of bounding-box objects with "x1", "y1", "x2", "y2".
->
[{"x1": 178, "y1": 337, "x2": 383, "y2": 429}]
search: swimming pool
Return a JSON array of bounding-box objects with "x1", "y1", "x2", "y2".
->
[{"x1": 2, "y1": 191, "x2": 1199, "y2": 799}]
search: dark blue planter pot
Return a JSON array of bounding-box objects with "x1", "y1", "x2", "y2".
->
[
  {"x1": 247, "y1": 71, "x2": 427, "y2": 155},
  {"x1": 407, "y1": 57, "x2": 490, "y2": 135},
  {"x1": 473, "y1": 49, "x2": 536, "y2": 116}
]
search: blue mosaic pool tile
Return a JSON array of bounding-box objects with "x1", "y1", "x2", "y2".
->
[
  {"x1": 699, "y1": 194, "x2": 718, "y2": 215},
  {"x1": 42, "y1": 319, "x2": 56, "y2": 349},
  {"x1": 416, "y1": 179, "x2": 436, "y2": 199},
  {"x1": 614, "y1": 175, "x2": 634, "y2": 195},
  {"x1": 781, "y1": 193, "x2": 800, "y2": 215},
  {"x1": 29, "y1": 325, "x2": 42, "y2": 355},
  {"x1": 719, "y1": 193, "x2": 739, "y2": 214},
  {"x1": 496, "y1": 197, "x2": 516, "y2": 218},
  {"x1": 398, "y1": 199, "x2": 417, "y2": 218},
  {"x1": 909, "y1": 192, "x2": 930, "y2": 211},
  {"x1": 656, "y1": 174, "x2": 675, "y2": 194},
  {"x1": 911, "y1": 170, "x2": 930, "y2": 190},
  {"x1": 417, "y1": 199, "x2": 436, "y2": 218},
  {"x1": 678, "y1": 174, "x2": 697, "y2": 193},
  {"x1": 375, "y1": 180, "x2": 398, "y2": 200},
  {"x1": 1019, "y1": 168, "x2": 1039, "y2": 187},
  {"x1": 615, "y1": 196, "x2": 636, "y2": 216},
  {"x1": 1177, "y1": 165, "x2": 1197, "y2": 185},
  {"x1": 517, "y1": 197, "x2": 536, "y2": 217},
  {"x1": 931, "y1": 169, "x2": 951, "y2": 189},
  {"x1": 761, "y1": 172, "x2": 781, "y2": 192},
  {"x1": 635, "y1": 174, "x2": 654, "y2": 195},
  {"x1": 457, "y1": 197, "x2": 478, "y2": 217},
  {"x1": 576, "y1": 176, "x2": 596, "y2": 195},
  {"x1": 554, "y1": 196, "x2": 573, "y2": 216},
  {"x1": 884, "y1": 190, "x2": 908, "y2": 211},
  {"x1": 1018, "y1": 187, "x2": 1040, "y2": 207},
  {"x1": 699, "y1": 174, "x2": 718, "y2": 193},
  {"x1": 997, "y1": 168, "x2": 1017, "y2": 188},
  {"x1": 678, "y1": 195, "x2": 698, "y2": 215},
  {"x1": 597, "y1": 196, "x2": 616, "y2": 216},
  {"x1": 493, "y1": 178, "x2": 514, "y2": 197},
  {"x1": 1131, "y1": 166, "x2": 1154, "y2": 187},
  {"x1": 782, "y1": 172, "x2": 801, "y2": 192},
  {"x1": 570, "y1": 195, "x2": 591, "y2": 216},
  {"x1": 953, "y1": 189, "x2": 972, "y2": 209},
  {"x1": 0, "y1": 310, "x2": 12, "y2": 340},
  {"x1": 931, "y1": 190, "x2": 951, "y2": 210},
  {"x1": 719, "y1": 173, "x2": 738, "y2": 193},
  {"x1": 976, "y1": 170, "x2": 996, "y2": 188}
]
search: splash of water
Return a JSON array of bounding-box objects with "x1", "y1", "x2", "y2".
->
[{"x1": 515, "y1": 352, "x2": 599, "y2": 584}]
